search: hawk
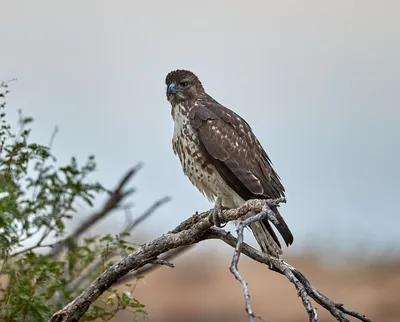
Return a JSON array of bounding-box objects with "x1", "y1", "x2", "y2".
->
[{"x1": 165, "y1": 69, "x2": 293, "y2": 257}]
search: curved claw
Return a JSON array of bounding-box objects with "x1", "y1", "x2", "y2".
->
[{"x1": 211, "y1": 200, "x2": 228, "y2": 228}]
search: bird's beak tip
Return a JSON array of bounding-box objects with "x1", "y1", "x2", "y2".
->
[{"x1": 167, "y1": 83, "x2": 176, "y2": 96}]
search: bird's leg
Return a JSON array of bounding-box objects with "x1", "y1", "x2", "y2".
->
[{"x1": 211, "y1": 195, "x2": 228, "y2": 228}]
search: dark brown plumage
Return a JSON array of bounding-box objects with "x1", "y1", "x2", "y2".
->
[{"x1": 166, "y1": 69, "x2": 293, "y2": 256}]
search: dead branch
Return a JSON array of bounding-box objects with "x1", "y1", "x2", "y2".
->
[
  {"x1": 50, "y1": 165, "x2": 142, "y2": 256},
  {"x1": 10, "y1": 241, "x2": 61, "y2": 257},
  {"x1": 206, "y1": 228, "x2": 371, "y2": 322},
  {"x1": 122, "y1": 196, "x2": 171, "y2": 233},
  {"x1": 112, "y1": 245, "x2": 193, "y2": 287},
  {"x1": 51, "y1": 165, "x2": 153, "y2": 308},
  {"x1": 150, "y1": 257, "x2": 174, "y2": 268},
  {"x1": 49, "y1": 198, "x2": 371, "y2": 322},
  {"x1": 64, "y1": 196, "x2": 172, "y2": 293},
  {"x1": 229, "y1": 204, "x2": 317, "y2": 322},
  {"x1": 229, "y1": 207, "x2": 265, "y2": 322}
]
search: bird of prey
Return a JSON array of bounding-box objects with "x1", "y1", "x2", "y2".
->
[{"x1": 165, "y1": 69, "x2": 293, "y2": 257}]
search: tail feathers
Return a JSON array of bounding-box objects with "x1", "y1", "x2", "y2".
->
[
  {"x1": 249, "y1": 207, "x2": 294, "y2": 258},
  {"x1": 269, "y1": 207, "x2": 294, "y2": 247},
  {"x1": 250, "y1": 220, "x2": 282, "y2": 258}
]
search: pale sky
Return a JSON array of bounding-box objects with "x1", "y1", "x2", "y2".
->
[{"x1": 1, "y1": 1, "x2": 399, "y2": 259}]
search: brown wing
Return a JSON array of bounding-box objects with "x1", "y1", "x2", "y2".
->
[
  {"x1": 189, "y1": 100, "x2": 285, "y2": 199},
  {"x1": 189, "y1": 99, "x2": 293, "y2": 246}
]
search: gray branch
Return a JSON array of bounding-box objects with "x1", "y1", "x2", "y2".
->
[
  {"x1": 52, "y1": 165, "x2": 171, "y2": 307},
  {"x1": 63, "y1": 196, "x2": 172, "y2": 294},
  {"x1": 48, "y1": 198, "x2": 371, "y2": 322},
  {"x1": 112, "y1": 245, "x2": 193, "y2": 287},
  {"x1": 122, "y1": 196, "x2": 171, "y2": 233},
  {"x1": 50, "y1": 165, "x2": 142, "y2": 256},
  {"x1": 229, "y1": 204, "x2": 317, "y2": 322},
  {"x1": 207, "y1": 228, "x2": 371, "y2": 322},
  {"x1": 229, "y1": 206, "x2": 267, "y2": 322}
]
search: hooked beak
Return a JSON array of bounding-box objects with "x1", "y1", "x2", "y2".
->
[{"x1": 167, "y1": 83, "x2": 176, "y2": 96}]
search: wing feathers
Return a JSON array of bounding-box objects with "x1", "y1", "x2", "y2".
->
[
  {"x1": 224, "y1": 158, "x2": 264, "y2": 194},
  {"x1": 197, "y1": 117, "x2": 264, "y2": 194},
  {"x1": 191, "y1": 103, "x2": 283, "y2": 199},
  {"x1": 189, "y1": 102, "x2": 293, "y2": 248}
]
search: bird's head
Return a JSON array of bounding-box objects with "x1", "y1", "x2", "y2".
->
[{"x1": 165, "y1": 69, "x2": 205, "y2": 105}]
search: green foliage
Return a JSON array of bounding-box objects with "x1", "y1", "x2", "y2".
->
[{"x1": 0, "y1": 81, "x2": 146, "y2": 321}]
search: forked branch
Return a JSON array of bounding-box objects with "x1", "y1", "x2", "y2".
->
[
  {"x1": 207, "y1": 227, "x2": 371, "y2": 322},
  {"x1": 50, "y1": 165, "x2": 142, "y2": 257},
  {"x1": 228, "y1": 204, "x2": 317, "y2": 322},
  {"x1": 49, "y1": 199, "x2": 371, "y2": 322}
]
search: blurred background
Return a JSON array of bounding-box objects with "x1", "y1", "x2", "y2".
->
[{"x1": 1, "y1": 1, "x2": 399, "y2": 321}]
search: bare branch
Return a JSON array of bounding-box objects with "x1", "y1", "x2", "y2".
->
[
  {"x1": 0, "y1": 78, "x2": 18, "y2": 87},
  {"x1": 228, "y1": 204, "x2": 317, "y2": 322},
  {"x1": 31, "y1": 125, "x2": 59, "y2": 200},
  {"x1": 112, "y1": 245, "x2": 193, "y2": 287},
  {"x1": 62, "y1": 196, "x2": 171, "y2": 294},
  {"x1": 10, "y1": 241, "x2": 60, "y2": 257},
  {"x1": 68, "y1": 164, "x2": 140, "y2": 237},
  {"x1": 230, "y1": 212, "x2": 261, "y2": 322},
  {"x1": 335, "y1": 304, "x2": 371, "y2": 321},
  {"x1": 207, "y1": 228, "x2": 371, "y2": 322},
  {"x1": 50, "y1": 165, "x2": 142, "y2": 256},
  {"x1": 150, "y1": 257, "x2": 174, "y2": 268},
  {"x1": 122, "y1": 196, "x2": 171, "y2": 233},
  {"x1": 49, "y1": 198, "x2": 371, "y2": 322}
]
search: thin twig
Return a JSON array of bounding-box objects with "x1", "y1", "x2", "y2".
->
[
  {"x1": 122, "y1": 196, "x2": 171, "y2": 233},
  {"x1": 51, "y1": 166, "x2": 145, "y2": 307},
  {"x1": 11, "y1": 241, "x2": 60, "y2": 257},
  {"x1": 112, "y1": 245, "x2": 193, "y2": 287},
  {"x1": 50, "y1": 165, "x2": 142, "y2": 256},
  {"x1": 335, "y1": 303, "x2": 370, "y2": 322},
  {"x1": 281, "y1": 263, "x2": 319, "y2": 322},
  {"x1": 150, "y1": 258, "x2": 174, "y2": 268},
  {"x1": 0, "y1": 79, "x2": 17, "y2": 87},
  {"x1": 229, "y1": 208, "x2": 269, "y2": 322},
  {"x1": 63, "y1": 196, "x2": 171, "y2": 294},
  {"x1": 31, "y1": 126, "x2": 59, "y2": 201}
]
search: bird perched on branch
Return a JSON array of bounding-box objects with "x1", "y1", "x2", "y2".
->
[{"x1": 165, "y1": 69, "x2": 293, "y2": 257}]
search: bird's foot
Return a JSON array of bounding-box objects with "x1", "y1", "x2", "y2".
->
[{"x1": 211, "y1": 203, "x2": 228, "y2": 228}]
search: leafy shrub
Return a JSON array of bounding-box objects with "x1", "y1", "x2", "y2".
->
[{"x1": 0, "y1": 81, "x2": 145, "y2": 321}]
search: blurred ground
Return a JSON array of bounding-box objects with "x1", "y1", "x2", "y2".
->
[{"x1": 112, "y1": 248, "x2": 400, "y2": 322}]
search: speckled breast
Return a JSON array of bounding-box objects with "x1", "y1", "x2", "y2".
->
[{"x1": 171, "y1": 104, "x2": 219, "y2": 201}]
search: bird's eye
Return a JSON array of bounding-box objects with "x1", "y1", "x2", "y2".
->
[{"x1": 179, "y1": 81, "x2": 188, "y2": 88}]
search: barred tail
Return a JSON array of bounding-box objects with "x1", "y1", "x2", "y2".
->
[
  {"x1": 250, "y1": 219, "x2": 282, "y2": 257},
  {"x1": 249, "y1": 207, "x2": 294, "y2": 258}
]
